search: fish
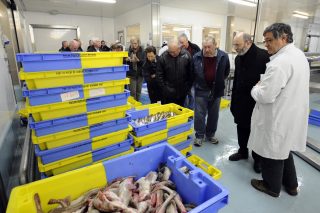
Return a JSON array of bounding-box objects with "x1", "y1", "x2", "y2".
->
[
  {"x1": 48, "y1": 196, "x2": 71, "y2": 208},
  {"x1": 166, "y1": 200, "x2": 178, "y2": 213},
  {"x1": 34, "y1": 193, "x2": 44, "y2": 213},
  {"x1": 119, "y1": 177, "x2": 135, "y2": 206},
  {"x1": 156, "y1": 192, "x2": 177, "y2": 213},
  {"x1": 133, "y1": 111, "x2": 176, "y2": 126}
]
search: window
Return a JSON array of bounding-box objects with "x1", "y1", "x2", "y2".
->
[{"x1": 161, "y1": 24, "x2": 192, "y2": 43}]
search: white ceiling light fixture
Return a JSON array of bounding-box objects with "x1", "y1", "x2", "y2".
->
[
  {"x1": 228, "y1": 0, "x2": 257, "y2": 7},
  {"x1": 87, "y1": 0, "x2": 117, "y2": 4},
  {"x1": 292, "y1": 11, "x2": 309, "y2": 19}
]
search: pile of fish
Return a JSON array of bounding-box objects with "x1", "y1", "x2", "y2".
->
[
  {"x1": 34, "y1": 165, "x2": 196, "y2": 213},
  {"x1": 133, "y1": 112, "x2": 176, "y2": 127}
]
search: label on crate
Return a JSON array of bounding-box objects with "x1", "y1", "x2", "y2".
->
[
  {"x1": 89, "y1": 88, "x2": 105, "y2": 97},
  {"x1": 60, "y1": 91, "x2": 80, "y2": 102}
]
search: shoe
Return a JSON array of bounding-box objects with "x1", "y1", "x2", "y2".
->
[
  {"x1": 285, "y1": 187, "x2": 298, "y2": 196},
  {"x1": 229, "y1": 152, "x2": 248, "y2": 161},
  {"x1": 253, "y1": 162, "x2": 262, "y2": 173},
  {"x1": 251, "y1": 179, "x2": 279, "y2": 198},
  {"x1": 194, "y1": 138, "x2": 204, "y2": 147},
  {"x1": 207, "y1": 137, "x2": 219, "y2": 144}
]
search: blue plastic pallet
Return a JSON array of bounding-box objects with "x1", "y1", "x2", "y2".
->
[
  {"x1": 104, "y1": 144, "x2": 229, "y2": 213},
  {"x1": 35, "y1": 136, "x2": 133, "y2": 165},
  {"x1": 16, "y1": 53, "x2": 81, "y2": 72},
  {"x1": 168, "y1": 120, "x2": 193, "y2": 137},
  {"x1": 83, "y1": 66, "x2": 128, "y2": 83},
  {"x1": 128, "y1": 109, "x2": 167, "y2": 137}
]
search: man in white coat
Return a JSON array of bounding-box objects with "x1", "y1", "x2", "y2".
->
[{"x1": 249, "y1": 23, "x2": 309, "y2": 197}]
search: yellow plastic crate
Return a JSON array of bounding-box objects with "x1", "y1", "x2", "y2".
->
[
  {"x1": 187, "y1": 155, "x2": 222, "y2": 180},
  {"x1": 220, "y1": 98, "x2": 230, "y2": 109},
  {"x1": 180, "y1": 145, "x2": 193, "y2": 156},
  {"x1": 39, "y1": 147, "x2": 134, "y2": 176},
  {"x1": 134, "y1": 103, "x2": 194, "y2": 129},
  {"x1": 80, "y1": 52, "x2": 128, "y2": 68},
  {"x1": 127, "y1": 96, "x2": 143, "y2": 108},
  {"x1": 34, "y1": 127, "x2": 130, "y2": 150},
  {"x1": 168, "y1": 128, "x2": 193, "y2": 146},
  {"x1": 132, "y1": 129, "x2": 168, "y2": 147}
]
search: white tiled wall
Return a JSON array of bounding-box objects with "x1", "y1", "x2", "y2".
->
[{"x1": 24, "y1": 11, "x2": 115, "y2": 48}]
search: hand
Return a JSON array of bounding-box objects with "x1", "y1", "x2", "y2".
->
[
  {"x1": 256, "y1": 81, "x2": 261, "y2": 85},
  {"x1": 151, "y1": 74, "x2": 156, "y2": 78}
]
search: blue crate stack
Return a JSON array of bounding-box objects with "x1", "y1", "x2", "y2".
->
[{"x1": 17, "y1": 52, "x2": 134, "y2": 177}]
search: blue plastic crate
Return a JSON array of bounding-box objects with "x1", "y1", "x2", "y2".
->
[
  {"x1": 309, "y1": 117, "x2": 320, "y2": 126},
  {"x1": 168, "y1": 119, "x2": 193, "y2": 137},
  {"x1": 103, "y1": 144, "x2": 229, "y2": 213},
  {"x1": 134, "y1": 139, "x2": 167, "y2": 151},
  {"x1": 35, "y1": 136, "x2": 133, "y2": 165},
  {"x1": 310, "y1": 109, "x2": 320, "y2": 118},
  {"x1": 83, "y1": 66, "x2": 128, "y2": 83},
  {"x1": 174, "y1": 136, "x2": 192, "y2": 151},
  {"x1": 30, "y1": 111, "x2": 130, "y2": 137},
  {"x1": 128, "y1": 109, "x2": 167, "y2": 137},
  {"x1": 16, "y1": 53, "x2": 81, "y2": 72}
]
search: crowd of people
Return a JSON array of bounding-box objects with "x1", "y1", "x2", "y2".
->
[
  {"x1": 58, "y1": 23, "x2": 309, "y2": 198},
  {"x1": 58, "y1": 38, "x2": 123, "y2": 52}
]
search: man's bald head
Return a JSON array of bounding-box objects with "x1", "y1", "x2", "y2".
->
[
  {"x1": 233, "y1": 32, "x2": 252, "y2": 56},
  {"x1": 168, "y1": 39, "x2": 181, "y2": 57}
]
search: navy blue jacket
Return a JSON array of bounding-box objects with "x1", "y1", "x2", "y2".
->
[{"x1": 193, "y1": 49, "x2": 230, "y2": 98}]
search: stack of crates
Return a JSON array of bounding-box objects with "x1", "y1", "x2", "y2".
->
[
  {"x1": 127, "y1": 103, "x2": 194, "y2": 155},
  {"x1": 17, "y1": 52, "x2": 135, "y2": 177}
]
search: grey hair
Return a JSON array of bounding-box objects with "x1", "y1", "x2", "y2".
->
[
  {"x1": 130, "y1": 37, "x2": 140, "y2": 44},
  {"x1": 263, "y1": 23, "x2": 293, "y2": 43},
  {"x1": 242, "y1": 33, "x2": 252, "y2": 42},
  {"x1": 178, "y1": 33, "x2": 189, "y2": 40},
  {"x1": 202, "y1": 36, "x2": 217, "y2": 45}
]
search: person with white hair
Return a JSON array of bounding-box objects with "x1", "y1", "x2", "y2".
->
[
  {"x1": 66, "y1": 39, "x2": 80, "y2": 52},
  {"x1": 87, "y1": 38, "x2": 102, "y2": 52},
  {"x1": 157, "y1": 39, "x2": 193, "y2": 106}
]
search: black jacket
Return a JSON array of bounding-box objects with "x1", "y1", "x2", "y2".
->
[
  {"x1": 230, "y1": 43, "x2": 270, "y2": 125},
  {"x1": 193, "y1": 49, "x2": 230, "y2": 98},
  {"x1": 187, "y1": 41, "x2": 201, "y2": 56},
  {"x1": 126, "y1": 46, "x2": 145, "y2": 78},
  {"x1": 142, "y1": 56, "x2": 159, "y2": 82},
  {"x1": 157, "y1": 49, "x2": 193, "y2": 99},
  {"x1": 87, "y1": 46, "x2": 103, "y2": 52}
]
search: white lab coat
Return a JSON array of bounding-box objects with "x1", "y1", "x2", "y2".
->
[{"x1": 248, "y1": 43, "x2": 309, "y2": 160}]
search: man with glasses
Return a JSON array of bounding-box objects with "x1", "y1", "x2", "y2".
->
[
  {"x1": 157, "y1": 39, "x2": 193, "y2": 106},
  {"x1": 249, "y1": 23, "x2": 309, "y2": 197},
  {"x1": 229, "y1": 32, "x2": 269, "y2": 173}
]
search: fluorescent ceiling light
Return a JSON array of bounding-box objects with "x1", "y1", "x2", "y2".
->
[
  {"x1": 87, "y1": 0, "x2": 116, "y2": 3},
  {"x1": 228, "y1": 0, "x2": 257, "y2": 7},
  {"x1": 292, "y1": 10, "x2": 309, "y2": 19}
]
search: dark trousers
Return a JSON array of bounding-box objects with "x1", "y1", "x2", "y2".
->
[
  {"x1": 261, "y1": 152, "x2": 298, "y2": 194},
  {"x1": 146, "y1": 80, "x2": 161, "y2": 104},
  {"x1": 237, "y1": 124, "x2": 260, "y2": 163},
  {"x1": 162, "y1": 96, "x2": 186, "y2": 107}
]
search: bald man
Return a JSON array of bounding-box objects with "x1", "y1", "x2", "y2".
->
[
  {"x1": 157, "y1": 39, "x2": 193, "y2": 106},
  {"x1": 229, "y1": 32, "x2": 270, "y2": 173}
]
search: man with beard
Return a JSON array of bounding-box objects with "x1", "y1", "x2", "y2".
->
[{"x1": 229, "y1": 32, "x2": 269, "y2": 173}]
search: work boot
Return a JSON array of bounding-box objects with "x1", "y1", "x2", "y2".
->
[
  {"x1": 251, "y1": 179, "x2": 279, "y2": 198},
  {"x1": 285, "y1": 187, "x2": 298, "y2": 196},
  {"x1": 229, "y1": 152, "x2": 248, "y2": 161},
  {"x1": 207, "y1": 137, "x2": 219, "y2": 144}
]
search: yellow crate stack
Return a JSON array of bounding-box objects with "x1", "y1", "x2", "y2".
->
[{"x1": 18, "y1": 52, "x2": 136, "y2": 177}]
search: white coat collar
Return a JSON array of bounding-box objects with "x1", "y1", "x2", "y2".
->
[{"x1": 270, "y1": 43, "x2": 294, "y2": 61}]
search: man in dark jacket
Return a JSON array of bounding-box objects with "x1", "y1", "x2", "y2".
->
[
  {"x1": 229, "y1": 32, "x2": 270, "y2": 173},
  {"x1": 179, "y1": 33, "x2": 201, "y2": 109},
  {"x1": 157, "y1": 39, "x2": 193, "y2": 106},
  {"x1": 125, "y1": 37, "x2": 145, "y2": 101},
  {"x1": 142, "y1": 46, "x2": 161, "y2": 103},
  {"x1": 87, "y1": 39, "x2": 103, "y2": 52},
  {"x1": 193, "y1": 36, "x2": 230, "y2": 147},
  {"x1": 59, "y1": 41, "x2": 68, "y2": 52},
  {"x1": 101, "y1": 40, "x2": 111, "y2": 51}
]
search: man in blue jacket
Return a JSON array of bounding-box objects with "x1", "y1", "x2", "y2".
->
[{"x1": 193, "y1": 36, "x2": 230, "y2": 146}]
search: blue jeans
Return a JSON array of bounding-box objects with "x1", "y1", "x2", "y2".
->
[
  {"x1": 194, "y1": 96, "x2": 221, "y2": 139},
  {"x1": 184, "y1": 87, "x2": 195, "y2": 110}
]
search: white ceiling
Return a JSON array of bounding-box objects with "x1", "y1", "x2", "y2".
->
[{"x1": 17, "y1": 0, "x2": 320, "y2": 21}]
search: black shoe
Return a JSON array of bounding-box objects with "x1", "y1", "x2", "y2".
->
[
  {"x1": 285, "y1": 187, "x2": 298, "y2": 196},
  {"x1": 253, "y1": 162, "x2": 262, "y2": 174},
  {"x1": 251, "y1": 179, "x2": 279, "y2": 198},
  {"x1": 229, "y1": 152, "x2": 248, "y2": 161}
]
